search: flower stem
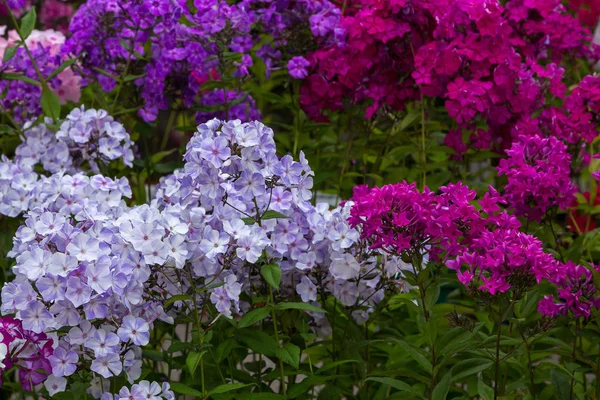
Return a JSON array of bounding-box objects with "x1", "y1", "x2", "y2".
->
[
  {"x1": 269, "y1": 286, "x2": 286, "y2": 395},
  {"x1": 494, "y1": 302, "x2": 502, "y2": 400}
]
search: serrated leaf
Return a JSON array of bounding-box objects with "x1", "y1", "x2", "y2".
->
[
  {"x1": 261, "y1": 263, "x2": 282, "y2": 289},
  {"x1": 3, "y1": 45, "x2": 18, "y2": 63},
  {"x1": 1, "y1": 72, "x2": 40, "y2": 86},
  {"x1": 276, "y1": 342, "x2": 301, "y2": 369},
  {"x1": 19, "y1": 8, "x2": 36, "y2": 40},
  {"x1": 276, "y1": 302, "x2": 325, "y2": 313},
  {"x1": 169, "y1": 382, "x2": 203, "y2": 397},
  {"x1": 186, "y1": 350, "x2": 206, "y2": 376},
  {"x1": 47, "y1": 58, "x2": 77, "y2": 80},
  {"x1": 208, "y1": 383, "x2": 255, "y2": 396},
  {"x1": 238, "y1": 306, "x2": 271, "y2": 328},
  {"x1": 431, "y1": 372, "x2": 451, "y2": 400},
  {"x1": 41, "y1": 86, "x2": 61, "y2": 120}
]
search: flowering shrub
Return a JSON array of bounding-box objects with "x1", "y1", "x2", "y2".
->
[{"x1": 1, "y1": 1, "x2": 600, "y2": 400}]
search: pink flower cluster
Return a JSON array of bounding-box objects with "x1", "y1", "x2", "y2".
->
[
  {"x1": 300, "y1": 0, "x2": 597, "y2": 154},
  {"x1": 349, "y1": 180, "x2": 599, "y2": 317},
  {"x1": 0, "y1": 316, "x2": 54, "y2": 391},
  {"x1": 497, "y1": 135, "x2": 577, "y2": 221},
  {"x1": 0, "y1": 27, "x2": 81, "y2": 105}
]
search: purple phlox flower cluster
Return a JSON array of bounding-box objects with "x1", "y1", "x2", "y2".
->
[
  {"x1": 0, "y1": 171, "x2": 175, "y2": 395},
  {"x1": 0, "y1": 315, "x2": 54, "y2": 391},
  {"x1": 0, "y1": 108, "x2": 134, "y2": 217},
  {"x1": 497, "y1": 134, "x2": 577, "y2": 222},
  {"x1": 53, "y1": 106, "x2": 135, "y2": 172},
  {"x1": 195, "y1": 90, "x2": 261, "y2": 125},
  {"x1": 151, "y1": 119, "x2": 407, "y2": 327},
  {"x1": 100, "y1": 380, "x2": 174, "y2": 400},
  {"x1": 64, "y1": 0, "x2": 342, "y2": 122}
]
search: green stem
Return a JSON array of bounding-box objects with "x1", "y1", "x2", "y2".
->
[
  {"x1": 494, "y1": 302, "x2": 503, "y2": 400},
  {"x1": 111, "y1": 28, "x2": 139, "y2": 113},
  {"x1": 548, "y1": 218, "x2": 565, "y2": 263},
  {"x1": 160, "y1": 110, "x2": 178, "y2": 151},
  {"x1": 596, "y1": 342, "x2": 600, "y2": 400},
  {"x1": 269, "y1": 286, "x2": 286, "y2": 395},
  {"x1": 3, "y1": 3, "x2": 56, "y2": 120}
]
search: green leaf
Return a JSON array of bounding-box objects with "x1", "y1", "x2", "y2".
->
[
  {"x1": 208, "y1": 383, "x2": 255, "y2": 396},
  {"x1": 123, "y1": 73, "x2": 146, "y2": 82},
  {"x1": 164, "y1": 294, "x2": 192, "y2": 307},
  {"x1": 431, "y1": 372, "x2": 452, "y2": 400},
  {"x1": 394, "y1": 339, "x2": 433, "y2": 373},
  {"x1": 288, "y1": 375, "x2": 343, "y2": 399},
  {"x1": 41, "y1": 86, "x2": 61, "y2": 120},
  {"x1": 154, "y1": 161, "x2": 182, "y2": 174},
  {"x1": 261, "y1": 264, "x2": 282, "y2": 289},
  {"x1": 261, "y1": 210, "x2": 290, "y2": 220},
  {"x1": 551, "y1": 368, "x2": 571, "y2": 400},
  {"x1": 151, "y1": 148, "x2": 177, "y2": 163},
  {"x1": 316, "y1": 360, "x2": 360, "y2": 374},
  {"x1": 1, "y1": 72, "x2": 40, "y2": 86},
  {"x1": 186, "y1": 350, "x2": 206, "y2": 376},
  {"x1": 450, "y1": 358, "x2": 494, "y2": 382},
  {"x1": 215, "y1": 339, "x2": 236, "y2": 363},
  {"x1": 238, "y1": 394, "x2": 285, "y2": 400},
  {"x1": 19, "y1": 8, "x2": 37, "y2": 40},
  {"x1": 3, "y1": 46, "x2": 18, "y2": 63},
  {"x1": 276, "y1": 302, "x2": 326, "y2": 313},
  {"x1": 363, "y1": 377, "x2": 421, "y2": 395},
  {"x1": 236, "y1": 329, "x2": 278, "y2": 357},
  {"x1": 169, "y1": 382, "x2": 203, "y2": 397},
  {"x1": 275, "y1": 342, "x2": 301, "y2": 369},
  {"x1": 424, "y1": 284, "x2": 440, "y2": 311},
  {"x1": 477, "y1": 378, "x2": 494, "y2": 400},
  {"x1": 47, "y1": 58, "x2": 77, "y2": 80},
  {"x1": 141, "y1": 349, "x2": 164, "y2": 362},
  {"x1": 238, "y1": 306, "x2": 272, "y2": 328}
]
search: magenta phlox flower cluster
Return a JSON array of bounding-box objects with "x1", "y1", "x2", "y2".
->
[
  {"x1": 299, "y1": 0, "x2": 596, "y2": 156},
  {"x1": 0, "y1": 315, "x2": 54, "y2": 391},
  {"x1": 538, "y1": 262, "x2": 600, "y2": 318},
  {"x1": 348, "y1": 180, "x2": 596, "y2": 314},
  {"x1": 497, "y1": 134, "x2": 577, "y2": 221}
]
